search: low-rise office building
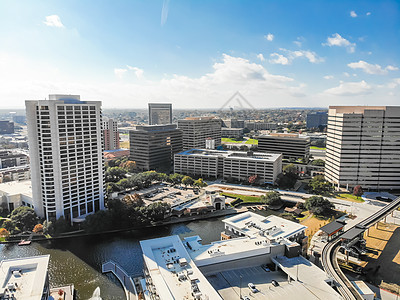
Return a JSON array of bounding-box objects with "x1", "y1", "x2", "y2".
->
[
  {"x1": 0, "y1": 255, "x2": 50, "y2": 300},
  {"x1": 245, "y1": 121, "x2": 277, "y2": 131},
  {"x1": 258, "y1": 133, "x2": 310, "y2": 159},
  {"x1": 139, "y1": 212, "x2": 341, "y2": 300},
  {"x1": 174, "y1": 149, "x2": 282, "y2": 183},
  {"x1": 129, "y1": 124, "x2": 182, "y2": 171},
  {"x1": 0, "y1": 150, "x2": 29, "y2": 169},
  {"x1": 0, "y1": 180, "x2": 34, "y2": 212},
  {"x1": 221, "y1": 127, "x2": 243, "y2": 139},
  {"x1": 0, "y1": 165, "x2": 31, "y2": 183}
]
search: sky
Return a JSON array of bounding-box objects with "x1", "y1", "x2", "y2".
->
[{"x1": 0, "y1": 0, "x2": 399, "y2": 109}]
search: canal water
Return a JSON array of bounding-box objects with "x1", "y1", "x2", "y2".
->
[{"x1": 0, "y1": 217, "x2": 227, "y2": 300}]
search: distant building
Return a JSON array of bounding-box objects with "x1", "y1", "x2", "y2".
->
[
  {"x1": 174, "y1": 148, "x2": 282, "y2": 183},
  {"x1": 245, "y1": 121, "x2": 277, "y2": 131},
  {"x1": 325, "y1": 106, "x2": 400, "y2": 190},
  {"x1": 178, "y1": 117, "x2": 221, "y2": 150},
  {"x1": 26, "y1": 94, "x2": 105, "y2": 222},
  {"x1": 148, "y1": 103, "x2": 172, "y2": 125},
  {"x1": 12, "y1": 115, "x2": 26, "y2": 125},
  {"x1": 306, "y1": 111, "x2": 328, "y2": 129},
  {"x1": 0, "y1": 121, "x2": 14, "y2": 134},
  {"x1": 0, "y1": 150, "x2": 29, "y2": 169},
  {"x1": 104, "y1": 149, "x2": 130, "y2": 161},
  {"x1": 0, "y1": 165, "x2": 31, "y2": 183},
  {"x1": 258, "y1": 133, "x2": 310, "y2": 159},
  {"x1": 221, "y1": 127, "x2": 243, "y2": 139},
  {"x1": 222, "y1": 119, "x2": 245, "y2": 128},
  {"x1": 0, "y1": 255, "x2": 50, "y2": 300},
  {"x1": 102, "y1": 117, "x2": 120, "y2": 150},
  {"x1": 129, "y1": 124, "x2": 182, "y2": 171}
]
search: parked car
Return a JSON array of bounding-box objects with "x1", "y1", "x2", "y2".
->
[
  {"x1": 248, "y1": 283, "x2": 258, "y2": 293},
  {"x1": 271, "y1": 280, "x2": 279, "y2": 287},
  {"x1": 241, "y1": 296, "x2": 250, "y2": 300}
]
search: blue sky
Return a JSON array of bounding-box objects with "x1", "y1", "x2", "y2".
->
[{"x1": 0, "y1": 0, "x2": 399, "y2": 108}]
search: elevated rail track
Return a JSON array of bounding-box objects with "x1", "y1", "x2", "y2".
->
[{"x1": 321, "y1": 196, "x2": 400, "y2": 300}]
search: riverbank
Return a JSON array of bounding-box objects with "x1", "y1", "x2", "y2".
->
[{"x1": 1, "y1": 206, "x2": 246, "y2": 244}]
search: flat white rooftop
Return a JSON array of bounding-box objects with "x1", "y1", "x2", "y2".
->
[
  {"x1": 176, "y1": 149, "x2": 282, "y2": 162},
  {"x1": 140, "y1": 235, "x2": 222, "y2": 300},
  {"x1": 223, "y1": 212, "x2": 307, "y2": 240},
  {"x1": 183, "y1": 235, "x2": 277, "y2": 267},
  {"x1": 0, "y1": 180, "x2": 32, "y2": 197},
  {"x1": 0, "y1": 255, "x2": 49, "y2": 300}
]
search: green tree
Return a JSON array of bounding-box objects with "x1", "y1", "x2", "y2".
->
[
  {"x1": 308, "y1": 175, "x2": 333, "y2": 195},
  {"x1": 193, "y1": 178, "x2": 208, "y2": 188},
  {"x1": 120, "y1": 160, "x2": 136, "y2": 173},
  {"x1": 311, "y1": 159, "x2": 325, "y2": 166},
  {"x1": 53, "y1": 217, "x2": 71, "y2": 235},
  {"x1": 261, "y1": 191, "x2": 283, "y2": 207},
  {"x1": 43, "y1": 220, "x2": 54, "y2": 235},
  {"x1": 182, "y1": 176, "x2": 194, "y2": 187},
  {"x1": 10, "y1": 206, "x2": 38, "y2": 231},
  {"x1": 2, "y1": 220, "x2": 17, "y2": 234},
  {"x1": 83, "y1": 210, "x2": 114, "y2": 233},
  {"x1": 169, "y1": 173, "x2": 184, "y2": 185},
  {"x1": 305, "y1": 196, "x2": 334, "y2": 216},
  {"x1": 144, "y1": 202, "x2": 171, "y2": 222},
  {"x1": 105, "y1": 167, "x2": 127, "y2": 183}
]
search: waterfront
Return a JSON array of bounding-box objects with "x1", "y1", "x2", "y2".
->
[{"x1": 0, "y1": 217, "x2": 227, "y2": 299}]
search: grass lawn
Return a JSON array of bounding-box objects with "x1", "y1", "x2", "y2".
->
[
  {"x1": 300, "y1": 213, "x2": 329, "y2": 239},
  {"x1": 221, "y1": 138, "x2": 243, "y2": 143},
  {"x1": 310, "y1": 146, "x2": 326, "y2": 150},
  {"x1": 120, "y1": 141, "x2": 130, "y2": 148},
  {"x1": 336, "y1": 193, "x2": 365, "y2": 202},
  {"x1": 220, "y1": 192, "x2": 262, "y2": 203},
  {"x1": 245, "y1": 139, "x2": 258, "y2": 145}
]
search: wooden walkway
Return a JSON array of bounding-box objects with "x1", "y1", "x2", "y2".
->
[{"x1": 102, "y1": 261, "x2": 137, "y2": 300}]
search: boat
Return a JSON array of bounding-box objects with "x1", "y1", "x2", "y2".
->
[{"x1": 18, "y1": 240, "x2": 31, "y2": 246}]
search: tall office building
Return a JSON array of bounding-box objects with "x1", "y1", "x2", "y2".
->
[
  {"x1": 178, "y1": 117, "x2": 222, "y2": 150},
  {"x1": 258, "y1": 133, "x2": 310, "y2": 159},
  {"x1": 325, "y1": 106, "x2": 400, "y2": 190},
  {"x1": 102, "y1": 117, "x2": 120, "y2": 150},
  {"x1": 148, "y1": 103, "x2": 172, "y2": 125},
  {"x1": 129, "y1": 124, "x2": 182, "y2": 171},
  {"x1": 306, "y1": 112, "x2": 328, "y2": 129},
  {"x1": 26, "y1": 94, "x2": 105, "y2": 222}
]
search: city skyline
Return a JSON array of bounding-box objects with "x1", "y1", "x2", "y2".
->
[{"x1": 0, "y1": 0, "x2": 399, "y2": 109}]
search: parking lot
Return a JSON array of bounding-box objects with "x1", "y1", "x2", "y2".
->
[{"x1": 207, "y1": 266, "x2": 320, "y2": 300}]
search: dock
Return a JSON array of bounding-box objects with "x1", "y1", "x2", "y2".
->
[{"x1": 102, "y1": 260, "x2": 137, "y2": 300}]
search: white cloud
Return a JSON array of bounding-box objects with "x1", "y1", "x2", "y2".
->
[
  {"x1": 350, "y1": 11, "x2": 357, "y2": 18},
  {"x1": 114, "y1": 68, "x2": 127, "y2": 78},
  {"x1": 293, "y1": 41, "x2": 302, "y2": 47},
  {"x1": 386, "y1": 78, "x2": 400, "y2": 89},
  {"x1": 324, "y1": 75, "x2": 334, "y2": 80},
  {"x1": 343, "y1": 72, "x2": 350, "y2": 77},
  {"x1": 323, "y1": 33, "x2": 356, "y2": 53},
  {"x1": 269, "y1": 53, "x2": 289, "y2": 65},
  {"x1": 265, "y1": 33, "x2": 274, "y2": 41},
  {"x1": 161, "y1": 0, "x2": 170, "y2": 26},
  {"x1": 256, "y1": 54, "x2": 265, "y2": 61},
  {"x1": 366, "y1": 12, "x2": 371, "y2": 16},
  {"x1": 127, "y1": 65, "x2": 144, "y2": 78},
  {"x1": 323, "y1": 80, "x2": 372, "y2": 96},
  {"x1": 348, "y1": 60, "x2": 399, "y2": 75},
  {"x1": 43, "y1": 15, "x2": 65, "y2": 28},
  {"x1": 269, "y1": 48, "x2": 324, "y2": 65}
]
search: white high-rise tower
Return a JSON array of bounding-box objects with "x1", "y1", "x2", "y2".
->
[{"x1": 26, "y1": 94, "x2": 105, "y2": 222}]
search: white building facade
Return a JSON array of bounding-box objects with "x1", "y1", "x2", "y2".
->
[
  {"x1": 325, "y1": 106, "x2": 400, "y2": 190},
  {"x1": 26, "y1": 95, "x2": 105, "y2": 222}
]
